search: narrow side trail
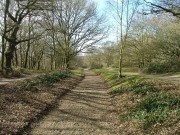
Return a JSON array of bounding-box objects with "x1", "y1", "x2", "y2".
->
[{"x1": 29, "y1": 70, "x2": 119, "y2": 135}]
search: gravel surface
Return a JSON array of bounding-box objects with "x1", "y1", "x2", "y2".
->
[{"x1": 28, "y1": 70, "x2": 120, "y2": 135}]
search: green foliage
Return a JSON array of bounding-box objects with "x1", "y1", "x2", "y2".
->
[
  {"x1": 98, "y1": 70, "x2": 180, "y2": 130},
  {"x1": 21, "y1": 72, "x2": 69, "y2": 91},
  {"x1": 93, "y1": 69, "x2": 118, "y2": 84},
  {"x1": 138, "y1": 93, "x2": 179, "y2": 112},
  {"x1": 38, "y1": 72, "x2": 69, "y2": 86},
  {"x1": 127, "y1": 93, "x2": 180, "y2": 129},
  {"x1": 111, "y1": 76, "x2": 155, "y2": 96},
  {"x1": 71, "y1": 69, "x2": 84, "y2": 77},
  {"x1": 20, "y1": 79, "x2": 37, "y2": 92},
  {"x1": 93, "y1": 69, "x2": 108, "y2": 74},
  {"x1": 90, "y1": 62, "x2": 103, "y2": 69},
  {"x1": 142, "y1": 62, "x2": 180, "y2": 74},
  {"x1": 104, "y1": 73, "x2": 118, "y2": 82},
  {"x1": 123, "y1": 67, "x2": 139, "y2": 72},
  {"x1": 94, "y1": 69, "x2": 156, "y2": 96},
  {"x1": 130, "y1": 81, "x2": 156, "y2": 95}
]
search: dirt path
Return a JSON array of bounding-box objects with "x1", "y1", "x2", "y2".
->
[
  {"x1": 28, "y1": 70, "x2": 119, "y2": 135},
  {"x1": 141, "y1": 73, "x2": 180, "y2": 85},
  {"x1": 0, "y1": 74, "x2": 40, "y2": 85},
  {"x1": 117, "y1": 72, "x2": 180, "y2": 85}
]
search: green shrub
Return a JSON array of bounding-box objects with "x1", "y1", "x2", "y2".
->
[
  {"x1": 142, "y1": 63, "x2": 167, "y2": 73},
  {"x1": 93, "y1": 69, "x2": 107, "y2": 74},
  {"x1": 130, "y1": 81, "x2": 156, "y2": 95},
  {"x1": 142, "y1": 62, "x2": 180, "y2": 73},
  {"x1": 21, "y1": 79, "x2": 38, "y2": 92},
  {"x1": 94, "y1": 69, "x2": 119, "y2": 85},
  {"x1": 138, "y1": 93, "x2": 179, "y2": 112},
  {"x1": 100, "y1": 69, "x2": 180, "y2": 131},
  {"x1": 21, "y1": 72, "x2": 69, "y2": 90},
  {"x1": 90, "y1": 62, "x2": 103, "y2": 69},
  {"x1": 38, "y1": 72, "x2": 69, "y2": 86},
  {"x1": 127, "y1": 93, "x2": 180, "y2": 129},
  {"x1": 111, "y1": 77, "x2": 155, "y2": 96},
  {"x1": 71, "y1": 69, "x2": 84, "y2": 77}
]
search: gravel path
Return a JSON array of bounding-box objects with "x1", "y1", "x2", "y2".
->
[{"x1": 29, "y1": 70, "x2": 119, "y2": 135}]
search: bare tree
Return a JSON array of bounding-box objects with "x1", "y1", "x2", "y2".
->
[
  {"x1": 52, "y1": 0, "x2": 107, "y2": 69},
  {"x1": 2, "y1": 0, "x2": 49, "y2": 74},
  {"x1": 144, "y1": 0, "x2": 180, "y2": 18},
  {"x1": 113, "y1": 0, "x2": 139, "y2": 78},
  {"x1": 0, "y1": 0, "x2": 7, "y2": 70}
]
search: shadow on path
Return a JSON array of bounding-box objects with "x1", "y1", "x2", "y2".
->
[{"x1": 29, "y1": 70, "x2": 119, "y2": 135}]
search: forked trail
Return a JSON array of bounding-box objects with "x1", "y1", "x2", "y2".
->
[{"x1": 29, "y1": 70, "x2": 120, "y2": 135}]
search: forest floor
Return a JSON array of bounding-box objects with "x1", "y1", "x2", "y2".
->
[
  {"x1": 0, "y1": 72, "x2": 82, "y2": 135},
  {"x1": 27, "y1": 70, "x2": 120, "y2": 135}
]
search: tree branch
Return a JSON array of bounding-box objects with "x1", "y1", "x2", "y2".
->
[{"x1": 144, "y1": 0, "x2": 180, "y2": 17}]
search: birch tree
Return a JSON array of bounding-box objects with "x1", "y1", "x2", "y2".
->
[{"x1": 114, "y1": 0, "x2": 139, "y2": 78}]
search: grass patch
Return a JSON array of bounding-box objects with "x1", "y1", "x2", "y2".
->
[
  {"x1": 38, "y1": 72, "x2": 69, "y2": 86},
  {"x1": 110, "y1": 67, "x2": 139, "y2": 72},
  {"x1": 127, "y1": 93, "x2": 180, "y2": 129},
  {"x1": 110, "y1": 75, "x2": 155, "y2": 96},
  {"x1": 20, "y1": 71, "x2": 70, "y2": 90},
  {"x1": 93, "y1": 69, "x2": 118, "y2": 84},
  {"x1": 71, "y1": 69, "x2": 84, "y2": 77},
  {"x1": 93, "y1": 68, "x2": 180, "y2": 134}
]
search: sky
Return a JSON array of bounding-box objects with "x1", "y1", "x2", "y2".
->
[
  {"x1": 91, "y1": 0, "x2": 118, "y2": 42},
  {"x1": 90, "y1": 0, "x2": 151, "y2": 43}
]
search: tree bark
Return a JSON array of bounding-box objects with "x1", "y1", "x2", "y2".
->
[
  {"x1": 5, "y1": 44, "x2": 16, "y2": 74},
  {"x1": 24, "y1": 15, "x2": 31, "y2": 68},
  {"x1": 24, "y1": 42, "x2": 30, "y2": 68},
  {"x1": 118, "y1": 0, "x2": 124, "y2": 78},
  {"x1": 14, "y1": 47, "x2": 18, "y2": 67},
  {"x1": 1, "y1": 0, "x2": 8, "y2": 70},
  {"x1": 1, "y1": 36, "x2": 6, "y2": 70}
]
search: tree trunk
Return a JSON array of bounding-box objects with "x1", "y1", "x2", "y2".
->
[
  {"x1": 19, "y1": 44, "x2": 23, "y2": 68},
  {"x1": 24, "y1": 43, "x2": 30, "y2": 68},
  {"x1": 24, "y1": 15, "x2": 31, "y2": 68},
  {"x1": 50, "y1": 54, "x2": 53, "y2": 70},
  {"x1": 118, "y1": 43, "x2": 124, "y2": 78},
  {"x1": 14, "y1": 47, "x2": 18, "y2": 67},
  {"x1": 1, "y1": 0, "x2": 8, "y2": 70},
  {"x1": 37, "y1": 61, "x2": 40, "y2": 70},
  {"x1": 118, "y1": 0, "x2": 124, "y2": 78},
  {"x1": 1, "y1": 36, "x2": 6, "y2": 70},
  {"x1": 29, "y1": 55, "x2": 31, "y2": 69},
  {"x1": 5, "y1": 44, "x2": 16, "y2": 74}
]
